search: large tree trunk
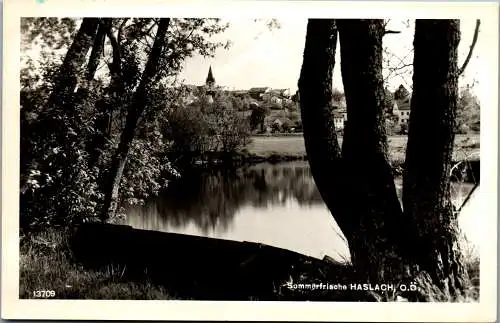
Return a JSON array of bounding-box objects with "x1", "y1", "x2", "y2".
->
[
  {"x1": 298, "y1": 20, "x2": 347, "y2": 230},
  {"x1": 48, "y1": 18, "x2": 99, "y2": 109},
  {"x1": 403, "y1": 19, "x2": 468, "y2": 298},
  {"x1": 101, "y1": 18, "x2": 171, "y2": 221},
  {"x1": 300, "y1": 19, "x2": 412, "y2": 286},
  {"x1": 336, "y1": 19, "x2": 413, "y2": 284},
  {"x1": 299, "y1": 18, "x2": 469, "y2": 301}
]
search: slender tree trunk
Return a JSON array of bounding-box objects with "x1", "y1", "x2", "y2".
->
[
  {"x1": 84, "y1": 19, "x2": 110, "y2": 165},
  {"x1": 86, "y1": 19, "x2": 109, "y2": 81},
  {"x1": 49, "y1": 18, "x2": 99, "y2": 109},
  {"x1": 403, "y1": 19, "x2": 468, "y2": 297},
  {"x1": 101, "y1": 18, "x2": 171, "y2": 221},
  {"x1": 87, "y1": 18, "x2": 123, "y2": 167}
]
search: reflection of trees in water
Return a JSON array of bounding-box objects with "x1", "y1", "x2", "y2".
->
[
  {"x1": 244, "y1": 163, "x2": 324, "y2": 208},
  {"x1": 148, "y1": 162, "x2": 325, "y2": 233},
  {"x1": 127, "y1": 161, "x2": 474, "y2": 235},
  {"x1": 155, "y1": 169, "x2": 246, "y2": 234}
]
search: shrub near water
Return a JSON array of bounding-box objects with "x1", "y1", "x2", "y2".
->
[
  {"x1": 20, "y1": 74, "x2": 180, "y2": 229},
  {"x1": 165, "y1": 93, "x2": 251, "y2": 163}
]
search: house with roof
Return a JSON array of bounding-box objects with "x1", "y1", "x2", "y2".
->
[
  {"x1": 262, "y1": 88, "x2": 292, "y2": 105},
  {"x1": 230, "y1": 90, "x2": 249, "y2": 98},
  {"x1": 269, "y1": 88, "x2": 291, "y2": 98},
  {"x1": 394, "y1": 96, "x2": 411, "y2": 125},
  {"x1": 333, "y1": 107, "x2": 347, "y2": 130},
  {"x1": 392, "y1": 84, "x2": 412, "y2": 125},
  {"x1": 248, "y1": 87, "x2": 271, "y2": 100}
]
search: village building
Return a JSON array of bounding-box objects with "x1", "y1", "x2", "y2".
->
[
  {"x1": 392, "y1": 84, "x2": 412, "y2": 125},
  {"x1": 230, "y1": 90, "x2": 249, "y2": 98},
  {"x1": 205, "y1": 65, "x2": 216, "y2": 103},
  {"x1": 248, "y1": 87, "x2": 271, "y2": 100},
  {"x1": 394, "y1": 96, "x2": 411, "y2": 125},
  {"x1": 177, "y1": 67, "x2": 310, "y2": 121},
  {"x1": 332, "y1": 105, "x2": 348, "y2": 130},
  {"x1": 261, "y1": 88, "x2": 292, "y2": 105}
]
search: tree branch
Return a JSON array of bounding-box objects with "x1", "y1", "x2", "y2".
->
[
  {"x1": 383, "y1": 48, "x2": 414, "y2": 83},
  {"x1": 388, "y1": 62, "x2": 413, "y2": 72},
  {"x1": 103, "y1": 20, "x2": 122, "y2": 80},
  {"x1": 458, "y1": 19, "x2": 480, "y2": 76},
  {"x1": 117, "y1": 18, "x2": 128, "y2": 47},
  {"x1": 85, "y1": 19, "x2": 107, "y2": 81},
  {"x1": 382, "y1": 19, "x2": 401, "y2": 36},
  {"x1": 384, "y1": 30, "x2": 401, "y2": 35}
]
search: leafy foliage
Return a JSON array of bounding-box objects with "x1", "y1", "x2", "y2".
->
[
  {"x1": 249, "y1": 105, "x2": 271, "y2": 132},
  {"x1": 394, "y1": 84, "x2": 410, "y2": 100},
  {"x1": 20, "y1": 17, "x2": 231, "y2": 230},
  {"x1": 331, "y1": 88, "x2": 345, "y2": 104},
  {"x1": 164, "y1": 93, "x2": 251, "y2": 163},
  {"x1": 21, "y1": 18, "x2": 78, "y2": 51},
  {"x1": 20, "y1": 71, "x2": 105, "y2": 228},
  {"x1": 455, "y1": 87, "x2": 480, "y2": 134}
]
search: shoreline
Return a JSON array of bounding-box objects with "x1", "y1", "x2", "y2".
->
[
  {"x1": 172, "y1": 133, "x2": 480, "y2": 182},
  {"x1": 178, "y1": 151, "x2": 480, "y2": 183}
]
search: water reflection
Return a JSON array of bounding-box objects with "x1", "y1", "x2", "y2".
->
[{"x1": 125, "y1": 161, "x2": 477, "y2": 261}]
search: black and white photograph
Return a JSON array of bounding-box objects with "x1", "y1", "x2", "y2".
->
[{"x1": 2, "y1": 0, "x2": 498, "y2": 321}]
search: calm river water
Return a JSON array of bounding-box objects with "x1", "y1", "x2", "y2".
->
[{"x1": 124, "y1": 161, "x2": 478, "y2": 262}]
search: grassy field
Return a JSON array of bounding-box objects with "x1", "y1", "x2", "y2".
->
[{"x1": 247, "y1": 134, "x2": 480, "y2": 163}]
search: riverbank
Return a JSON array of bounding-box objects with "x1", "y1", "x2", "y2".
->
[
  {"x1": 185, "y1": 134, "x2": 479, "y2": 181},
  {"x1": 246, "y1": 134, "x2": 480, "y2": 164},
  {"x1": 170, "y1": 134, "x2": 479, "y2": 168},
  {"x1": 20, "y1": 224, "x2": 479, "y2": 301}
]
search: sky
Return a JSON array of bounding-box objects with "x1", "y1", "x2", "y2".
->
[
  {"x1": 22, "y1": 18, "x2": 493, "y2": 101},
  {"x1": 178, "y1": 18, "x2": 490, "y2": 99}
]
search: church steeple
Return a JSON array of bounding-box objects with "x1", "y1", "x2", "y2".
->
[
  {"x1": 206, "y1": 65, "x2": 215, "y2": 86},
  {"x1": 205, "y1": 65, "x2": 216, "y2": 103}
]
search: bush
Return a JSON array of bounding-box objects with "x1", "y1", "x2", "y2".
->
[
  {"x1": 20, "y1": 76, "x2": 106, "y2": 229},
  {"x1": 294, "y1": 120, "x2": 303, "y2": 132},
  {"x1": 399, "y1": 123, "x2": 408, "y2": 135},
  {"x1": 164, "y1": 105, "x2": 213, "y2": 158},
  {"x1": 249, "y1": 105, "x2": 270, "y2": 132},
  {"x1": 385, "y1": 113, "x2": 399, "y2": 136},
  {"x1": 165, "y1": 94, "x2": 251, "y2": 160},
  {"x1": 20, "y1": 66, "x2": 178, "y2": 230}
]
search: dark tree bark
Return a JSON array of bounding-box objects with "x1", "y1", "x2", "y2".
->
[
  {"x1": 84, "y1": 19, "x2": 110, "y2": 165},
  {"x1": 300, "y1": 19, "x2": 412, "y2": 286},
  {"x1": 86, "y1": 19, "x2": 109, "y2": 81},
  {"x1": 336, "y1": 19, "x2": 412, "y2": 283},
  {"x1": 87, "y1": 18, "x2": 123, "y2": 167},
  {"x1": 101, "y1": 18, "x2": 171, "y2": 221},
  {"x1": 48, "y1": 18, "x2": 99, "y2": 109},
  {"x1": 298, "y1": 20, "x2": 346, "y2": 228},
  {"x1": 299, "y1": 18, "x2": 470, "y2": 300},
  {"x1": 403, "y1": 19, "x2": 468, "y2": 297}
]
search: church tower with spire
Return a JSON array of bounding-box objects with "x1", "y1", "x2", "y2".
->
[{"x1": 205, "y1": 65, "x2": 216, "y2": 102}]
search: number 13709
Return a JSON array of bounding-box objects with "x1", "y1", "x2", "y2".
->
[{"x1": 32, "y1": 290, "x2": 56, "y2": 298}]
